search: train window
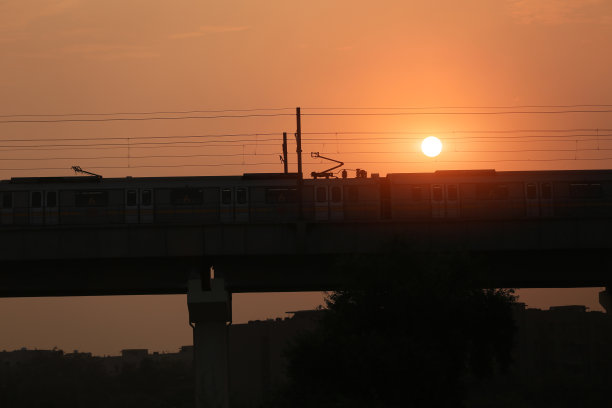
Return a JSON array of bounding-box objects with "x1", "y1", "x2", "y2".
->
[
  {"x1": 221, "y1": 189, "x2": 232, "y2": 205},
  {"x1": 570, "y1": 183, "x2": 602, "y2": 199},
  {"x1": 75, "y1": 191, "x2": 109, "y2": 207},
  {"x1": 590, "y1": 184, "x2": 603, "y2": 198},
  {"x1": 476, "y1": 184, "x2": 508, "y2": 200},
  {"x1": 31, "y1": 192, "x2": 42, "y2": 208},
  {"x1": 447, "y1": 185, "x2": 458, "y2": 201},
  {"x1": 432, "y1": 185, "x2": 443, "y2": 201},
  {"x1": 412, "y1": 186, "x2": 423, "y2": 201},
  {"x1": 331, "y1": 187, "x2": 341, "y2": 202},
  {"x1": 1, "y1": 192, "x2": 12, "y2": 209},
  {"x1": 347, "y1": 186, "x2": 359, "y2": 202},
  {"x1": 46, "y1": 192, "x2": 57, "y2": 208},
  {"x1": 266, "y1": 188, "x2": 297, "y2": 203},
  {"x1": 570, "y1": 184, "x2": 588, "y2": 198},
  {"x1": 171, "y1": 188, "x2": 203, "y2": 205},
  {"x1": 316, "y1": 187, "x2": 327, "y2": 202},
  {"x1": 541, "y1": 183, "x2": 552, "y2": 199},
  {"x1": 236, "y1": 188, "x2": 247, "y2": 204},
  {"x1": 127, "y1": 190, "x2": 137, "y2": 206},
  {"x1": 526, "y1": 184, "x2": 537, "y2": 199},
  {"x1": 141, "y1": 190, "x2": 152, "y2": 206}
]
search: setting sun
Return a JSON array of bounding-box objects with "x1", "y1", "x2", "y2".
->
[{"x1": 421, "y1": 136, "x2": 442, "y2": 157}]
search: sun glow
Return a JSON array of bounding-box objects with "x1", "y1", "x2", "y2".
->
[{"x1": 421, "y1": 136, "x2": 442, "y2": 157}]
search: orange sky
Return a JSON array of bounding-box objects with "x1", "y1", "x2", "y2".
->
[{"x1": 1, "y1": 1, "x2": 612, "y2": 355}]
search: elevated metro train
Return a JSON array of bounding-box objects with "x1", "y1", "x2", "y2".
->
[{"x1": 0, "y1": 169, "x2": 611, "y2": 226}]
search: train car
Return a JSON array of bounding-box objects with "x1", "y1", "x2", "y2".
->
[
  {"x1": 387, "y1": 169, "x2": 612, "y2": 221},
  {"x1": 303, "y1": 175, "x2": 381, "y2": 222},
  {"x1": 1, "y1": 169, "x2": 612, "y2": 227},
  {"x1": 0, "y1": 173, "x2": 305, "y2": 226}
]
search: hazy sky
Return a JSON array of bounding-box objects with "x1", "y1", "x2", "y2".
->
[{"x1": 1, "y1": 0, "x2": 612, "y2": 355}]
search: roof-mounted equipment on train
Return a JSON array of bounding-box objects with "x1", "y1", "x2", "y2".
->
[
  {"x1": 71, "y1": 166, "x2": 102, "y2": 180},
  {"x1": 310, "y1": 152, "x2": 344, "y2": 179}
]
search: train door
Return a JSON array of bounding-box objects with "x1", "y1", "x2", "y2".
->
[
  {"x1": 315, "y1": 186, "x2": 329, "y2": 221},
  {"x1": 220, "y1": 187, "x2": 233, "y2": 222},
  {"x1": 140, "y1": 189, "x2": 154, "y2": 223},
  {"x1": 540, "y1": 182, "x2": 554, "y2": 217},
  {"x1": 44, "y1": 191, "x2": 59, "y2": 225},
  {"x1": 30, "y1": 191, "x2": 44, "y2": 225},
  {"x1": 431, "y1": 184, "x2": 444, "y2": 218},
  {"x1": 446, "y1": 184, "x2": 459, "y2": 218},
  {"x1": 1, "y1": 192, "x2": 13, "y2": 225},
  {"x1": 525, "y1": 183, "x2": 539, "y2": 217},
  {"x1": 125, "y1": 189, "x2": 138, "y2": 223},
  {"x1": 235, "y1": 187, "x2": 249, "y2": 222},
  {"x1": 329, "y1": 185, "x2": 344, "y2": 221}
]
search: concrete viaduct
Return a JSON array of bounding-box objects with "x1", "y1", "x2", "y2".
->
[{"x1": 2, "y1": 217, "x2": 612, "y2": 407}]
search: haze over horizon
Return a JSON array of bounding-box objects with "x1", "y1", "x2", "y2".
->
[{"x1": 1, "y1": 0, "x2": 611, "y2": 355}]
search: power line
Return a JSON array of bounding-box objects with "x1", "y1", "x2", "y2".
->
[
  {"x1": 6, "y1": 146, "x2": 612, "y2": 162},
  {"x1": 0, "y1": 163, "x2": 283, "y2": 171},
  {"x1": 303, "y1": 110, "x2": 612, "y2": 117},
  {"x1": 316, "y1": 147, "x2": 612, "y2": 155},
  {"x1": 0, "y1": 143, "x2": 285, "y2": 153},
  {"x1": 4, "y1": 156, "x2": 612, "y2": 172},
  {"x1": 0, "y1": 138, "x2": 282, "y2": 149},
  {"x1": 0, "y1": 137, "x2": 609, "y2": 154},
  {"x1": 304, "y1": 129, "x2": 612, "y2": 135},
  {"x1": 0, "y1": 132, "x2": 280, "y2": 143},
  {"x1": 0, "y1": 153, "x2": 259, "y2": 161},
  {"x1": 0, "y1": 113, "x2": 293, "y2": 124},
  {"x1": 2, "y1": 109, "x2": 612, "y2": 124},
  {"x1": 0, "y1": 128, "x2": 610, "y2": 144},
  {"x1": 304, "y1": 104, "x2": 612, "y2": 110},
  {"x1": 4, "y1": 105, "x2": 612, "y2": 119},
  {"x1": 0, "y1": 132, "x2": 610, "y2": 149},
  {"x1": 0, "y1": 107, "x2": 294, "y2": 118}
]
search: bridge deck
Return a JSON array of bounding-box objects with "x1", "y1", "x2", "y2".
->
[{"x1": 1, "y1": 219, "x2": 611, "y2": 296}]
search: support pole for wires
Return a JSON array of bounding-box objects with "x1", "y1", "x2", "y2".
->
[
  {"x1": 282, "y1": 132, "x2": 288, "y2": 174},
  {"x1": 296, "y1": 108, "x2": 302, "y2": 176},
  {"x1": 296, "y1": 107, "x2": 303, "y2": 220}
]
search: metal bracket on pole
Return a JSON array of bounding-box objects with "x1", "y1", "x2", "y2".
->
[{"x1": 281, "y1": 132, "x2": 288, "y2": 174}]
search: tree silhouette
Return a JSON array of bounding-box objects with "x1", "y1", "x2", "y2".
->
[{"x1": 275, "y1": 251, "x2": 517, "y2": 408}]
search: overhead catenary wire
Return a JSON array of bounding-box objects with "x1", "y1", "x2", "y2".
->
[
  {"x1": 9, "y1": 146, "x2": 612, "y2": 162},
  {"x1": 0, "y1": 137, "x2": 611, "y2": 154},
  {"x1": 0, "y1": 113, "x2": 294, "y2": 124},
  {"x1": 0, "y1": 107, "x2": 294, "y2": 118},
  {"x1": 0, "y1": 132, "x2": 282, "y2": 143},
  {"x1": 0, "y1": 128, "x2": 611, "y2": 144},
  {"x1": 302, "y1": 110, "x2": 612, "y2": 117},
  {"x1": 3, "y1": 104, "x2": 612, "y2": 119},
  {"x1": 303, "y1": 104, "x2": 612, "y2": 110},
  {"x1": 2, "y1": 104, "x2": 612, "y2": 174},
  {"x1": 1, "y1": 109, "x2": 612, "y2": 124},
  {"x1": 6, "y1": 155, "x2": 612, "y2": 172},
  {"x1": 0, "y1": 127, "x2": 611, "y2": 144}
]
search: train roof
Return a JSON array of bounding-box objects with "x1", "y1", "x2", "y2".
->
[
  {"x1": 3, "y1": 172, "x2": 299, "y2": 185},
  {"x1": 388, "y1": 168, "x2": 612, "y2": 178},
  {"x1": 5, "y1": 169, "x2": 612, "y2": 185}
]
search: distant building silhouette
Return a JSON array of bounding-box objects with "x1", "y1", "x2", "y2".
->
[
  {"x1": 228, "y1": 310, "x2": 321, "y2": 405},
  {"x1": 2, "y1": 306, "x2": 610, "y2": 406},
  {"x1": 120, "y1": 348, "x2": 149, "y2": 368},
  {"x1": 513, "y1": 303, "x2": 612, "y2": 385},
  {"x1": 0, "y1": 347, "x2": 63, "y2": 366}
]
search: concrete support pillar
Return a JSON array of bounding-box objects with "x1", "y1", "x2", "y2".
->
[
  {"x1": 599, "y1": 286, "x2": 611, "y2": 313},
  {"x1": 188, "y1": 274, "x2": 231, "y2": 408}
]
